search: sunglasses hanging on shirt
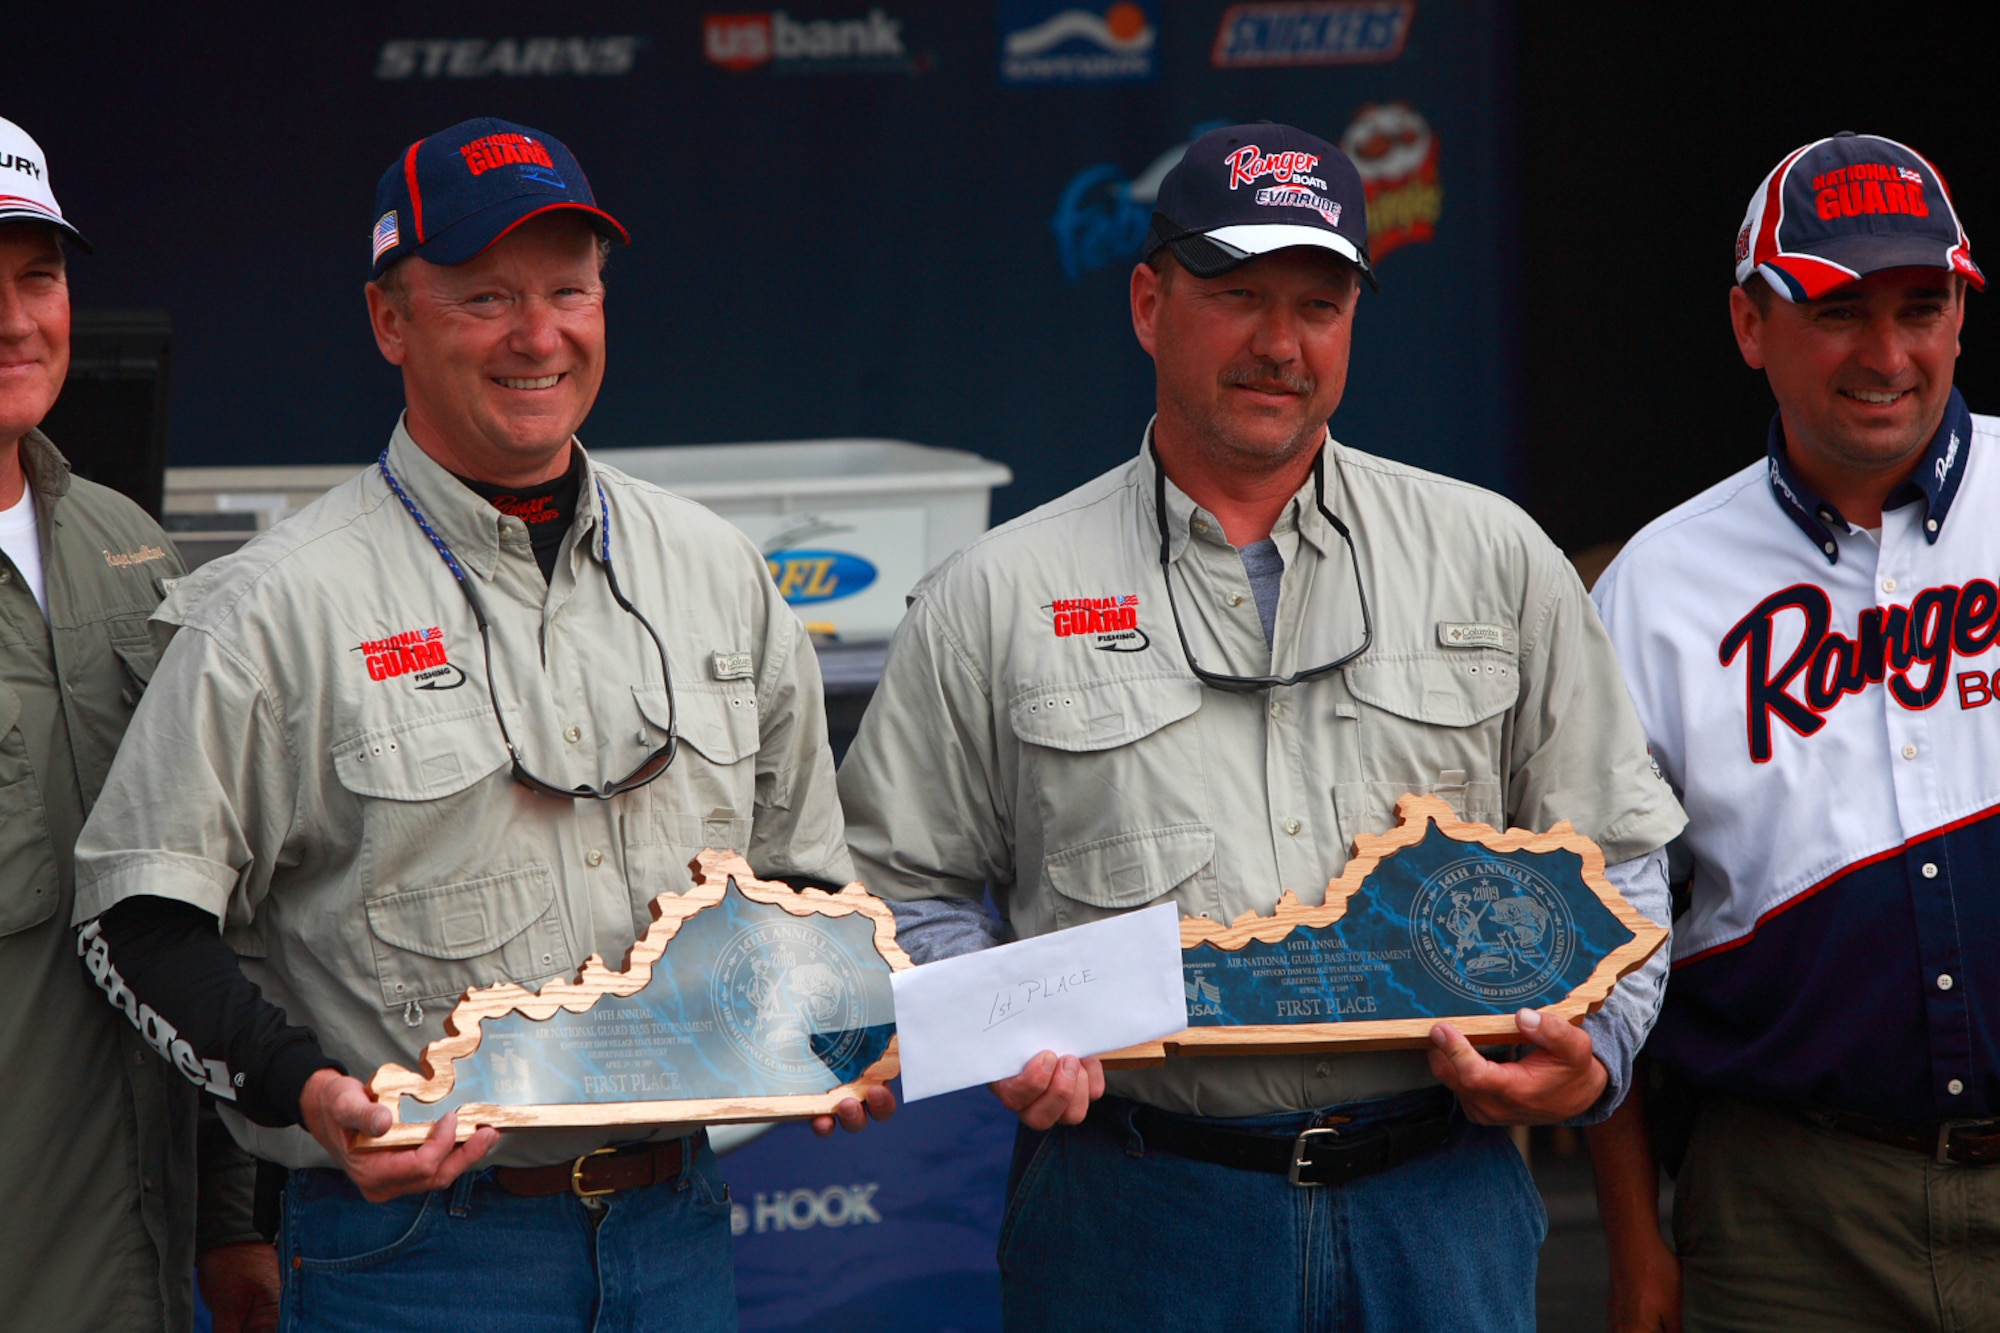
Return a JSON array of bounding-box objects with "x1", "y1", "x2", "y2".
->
[
  {"x1": 379, "y1": 448, "x2": 679, "y2": 800},
  {"x1": 1152, "y1": 441, "x2": 1373, "y2": 692}
]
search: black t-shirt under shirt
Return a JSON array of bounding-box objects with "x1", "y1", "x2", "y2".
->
[{"x1": 453, "y1": 449, "x2": 584, "y2": 582}]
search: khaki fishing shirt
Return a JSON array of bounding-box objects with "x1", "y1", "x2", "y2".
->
[
  {"x1": 839, "y1": 428, "x2": 1686, "y2": 1117},
  {"x1": 75, "y1": 421, "x2": 851, "y2": 1169},
  {"x1": 2, "y1": 430, "x2": 255, "y2": 1331}
]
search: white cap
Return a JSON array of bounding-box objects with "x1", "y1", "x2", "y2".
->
[{"x1": 0, "y1": 116, "x2": 91, "y2": 250}]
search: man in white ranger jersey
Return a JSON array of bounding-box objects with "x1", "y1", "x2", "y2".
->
[{"x1": 1589, "y1": 132, "x2": 1996, "y2": 1332}]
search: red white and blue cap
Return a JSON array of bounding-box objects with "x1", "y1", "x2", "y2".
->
[
  {"x1": 0, "y1": 116, "x2": 91, "y2": 251},
  {"x1": 369, "y1": 117, "x2": 627, "y2": 280},
  {"x1": 1145, "y1": 122, "x2": 1375, "y2": 288},
  {"x1": 1735, "y1": 132, "x2": 1982, "y2": 302}
]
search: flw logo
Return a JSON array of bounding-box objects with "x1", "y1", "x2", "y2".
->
[
  {"x1": 1721, "y1": 578, "x2": 2000, "y2": 761},
  {"x1": 1049, "y1": 594, "x2": 1149, "y2": 652},
  {"x1": 767, "y1": 549, "x2": 878, "y2": 605},
  {"x1": 356, "y1": 625, "x2": 465, "y2": 690}
]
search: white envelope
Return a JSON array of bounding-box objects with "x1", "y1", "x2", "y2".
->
[{"x1": 890, "y1": 903, "x2": 1187, "y2": 1102}]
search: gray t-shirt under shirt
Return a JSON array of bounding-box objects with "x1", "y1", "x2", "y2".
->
[{"x1": 1238, "y1": 537, "x2": 1283, "y2": 646}]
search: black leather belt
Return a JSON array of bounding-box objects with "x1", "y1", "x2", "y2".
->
[
  {"x1": 1804, "y1": 1106, "x2": 2000, "y2": 1167},
  {"x1": 1088, "y1": 1092, "x2": 1456, "y2": 1187}
]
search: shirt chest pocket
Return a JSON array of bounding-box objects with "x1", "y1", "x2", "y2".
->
[
  {"x1": 1341, "y1": 652, "x2": 1516, "y2": 833},
  {"x1": 57, "y1": 614, "x2": 164, "y2": 807},
  {"x1": 0, "y1": 682, "x2": 59, "y2": 937},
  {"x1": 620, "y1": 684, "x2": 759, "y2": 928},
  {"x1": 332, "y1": 711, "x2": 575, "y2": 1010},
  {"x1": 1009, "y1": 675, "x2": 1217, "y2": 928}
]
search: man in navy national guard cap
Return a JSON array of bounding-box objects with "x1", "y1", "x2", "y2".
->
[
  {"x1": 838, "y1": 121, "x2": 1687, "y2": 1330},
  {"x1": 1589, "y1": 131, "x2": 1997, "y2": 1332},
  {"x1": 69, "y1": 117, "x2": 889, "y2": 1333}
]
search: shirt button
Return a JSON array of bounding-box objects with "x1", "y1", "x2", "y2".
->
[
  {"x1": 1902, "y1": 743, "x2": 1919, "y2": 760},
  {"x1": 1269, "y1": 701, "x2": 1283, "y2": 718},
  {"x1": 1950, "y1": 1079, "x2": 1966, "y2": 1095},
  {"x1": 1192, "y1": 519, "x2": 1210, "y2": 536},
  {"x1": 1315, "y1": 1062, "x2": 1331, "y2": 1078},
  {"x1": 1823, "y1": 542, "x2": 1836, "y2": 556},
  {"x1": 1938, "y1": 973, "x2": 1955, "y2": 991},
  {"x1": 585, "y1": 849, "x2": 604, "y2": 867},
  {"x1": 1923, "y1": 862, "x2": 1939, "y2": 879},
  {"x1": 0, "y1": 568, "x2": 10, "y2": 583},
  {"x1": 1927, "y1": 519, "x2": 1940, "y2": 533},
  {"x1": 1283, "y1": 818, "x2": 1302, "y2": 836},
  {"x1": 1882, "y1": 577, "x2": 1898, "y2": 594},
  {"x1": 564, "y1": 726, "x2": 582, "y2": 743},
  {"x1": 1226, "y1": 592, "x2": 1244, "y2": 607}
]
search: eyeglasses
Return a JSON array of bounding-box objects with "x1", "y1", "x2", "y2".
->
[
  {"x1": 1152, "y1": 442, "x2": 1373, "y2": 692},
  {"x1": 379, "y1": 449, "x2": 678, "y2": 800}
]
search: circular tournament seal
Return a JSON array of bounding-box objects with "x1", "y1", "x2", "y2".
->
[
  {"x1": 710, "y1": 919, "x2": 869, "y2": 1082},
  {"x1": 1409, "y1": 856, "x2": 1576, "y2": 1006}
]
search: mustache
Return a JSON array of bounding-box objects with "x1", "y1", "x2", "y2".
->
[{"x1": 1219, "y1": 362, "x2": 1315, "y2": 396}]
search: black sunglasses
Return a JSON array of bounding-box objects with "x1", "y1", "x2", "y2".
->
[
  {"x1": 380, "y1": 451, "x2": 679, "y2": 800},
  {"x1": 1152, "y1": 442, "x2": 1373, "y2": 692}
]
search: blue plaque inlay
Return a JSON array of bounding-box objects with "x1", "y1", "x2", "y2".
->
[{"x1": 1182, "y1": 822, "x2": 1635, "y2": 1027}]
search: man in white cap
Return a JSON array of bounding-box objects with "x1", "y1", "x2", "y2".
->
[{"x1": 0, "y1": 116, "x2": 279, "y2": 1331}]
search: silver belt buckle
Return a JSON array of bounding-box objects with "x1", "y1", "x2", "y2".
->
[
  {"x1": 1288, "y1": 1126, "x2": 1341, "y2": 1187},
  {"x1": 1936, "y1": 1118, "x2": 2000, "y2": 1166}
]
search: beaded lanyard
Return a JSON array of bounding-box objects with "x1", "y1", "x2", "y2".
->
[{"x1": 374, "y1": 446, "x2": 678, "y2": 800}]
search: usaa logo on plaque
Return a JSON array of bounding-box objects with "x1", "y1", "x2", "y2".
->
[
  {"x1": 713, "y1": 920, "x2": 869, "y2": 1081},
  {"x1": 1410, "y1": 857, "x2": 1577, "y2": 1004}
]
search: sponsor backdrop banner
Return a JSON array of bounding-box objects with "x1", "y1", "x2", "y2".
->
[
  {"x1": 24, "y1": 5, "x2": 1511, "y2": 1328},
  {"x1": 19, "y1": 0, "x2": 1515, "y2": 527}
]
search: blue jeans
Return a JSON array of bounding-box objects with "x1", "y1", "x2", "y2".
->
[
  {"x1": 998, "y1": 1090, "x2": 1546, "y2": 1332},
  {"x1": 278, "y1": 1135, "x2": 736, "y2": 1332}
]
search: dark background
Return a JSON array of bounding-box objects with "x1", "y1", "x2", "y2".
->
[
  {"x1": 16, "y1": 4, "x2": 1998, "y2": 555},
  {"x1": 12, "y1": 0, "x2": 1516, "y2": 523},
  {"x1": 1518, "y1": 1, "x2": 2000, "y2": 554}
]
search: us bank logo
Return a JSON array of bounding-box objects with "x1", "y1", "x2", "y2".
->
[{"x1": 1000, "y1": 1, "x2": 1158, "y2": 85}]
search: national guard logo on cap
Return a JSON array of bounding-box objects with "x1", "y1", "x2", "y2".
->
[{"x1": 1734, "y1": 132, "x2": 1983, "y2": 301}]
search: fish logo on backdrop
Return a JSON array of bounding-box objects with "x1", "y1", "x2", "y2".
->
[
  {"x1": 1050, "y1": 122, "x2": 1230, "y2": 281},
  {"x1": 1410, "y1": 857, "x2": 1576, "y2": 1005},
  {"x1": 1340, "y1": 100, "x2": 1441, "y2": 261},
  {"x1": 999, "y1": 1, "x2": 1158, "y2": 85}
]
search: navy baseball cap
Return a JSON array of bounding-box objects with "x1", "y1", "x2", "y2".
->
[
  {"x1": 1145, "y1": 122, "x2": 1375, "y2": 288},
  {"x1": 368, "y1": 117, "x2": 628, "y2": 280},
  {"x1": 1736, "y1": 132, "x2": 1982, "y2": 302}
]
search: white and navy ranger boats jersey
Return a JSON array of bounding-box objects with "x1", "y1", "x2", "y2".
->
[{"x1": 1593, "y1": 390, "x2": 1994, "y2": 1124}]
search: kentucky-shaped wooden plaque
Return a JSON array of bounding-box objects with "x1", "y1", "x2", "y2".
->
[
  {"x1": 357, "y1": 852, "x2": 911, "y2": 1149},
  {"x1": 1100, "y1": 794, "x2": 1668, "y2": 1066}
]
